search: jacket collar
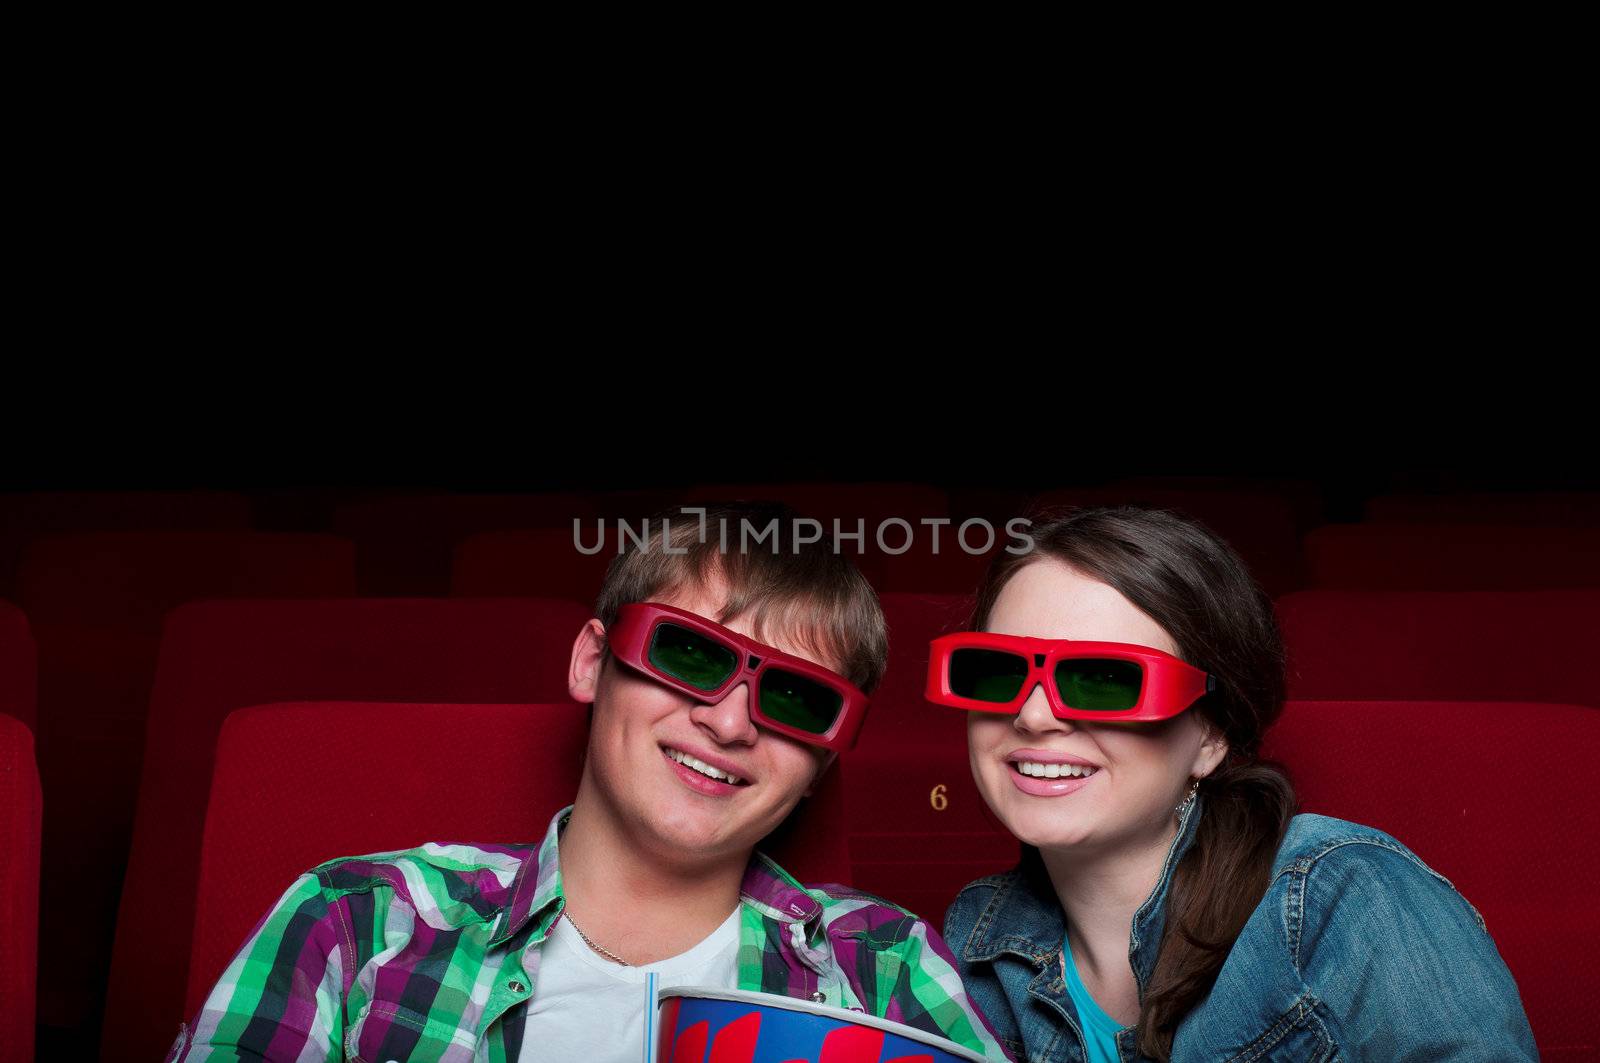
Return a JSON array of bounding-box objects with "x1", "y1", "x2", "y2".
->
[
  {"x1": 959, "y1": 792, "x2": 1207, "y2": 993},
  {"x1": 489, "y1": 804, "x2": 824, "y2": 947}
]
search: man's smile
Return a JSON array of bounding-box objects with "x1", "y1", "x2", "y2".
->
[{"x1": 661, "y1": 743, "x2": 753, "y2": 786}]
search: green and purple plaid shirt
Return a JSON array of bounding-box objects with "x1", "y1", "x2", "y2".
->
[{"x1": 168, "y1": 805, "x2": 1013, "y2": 1061}]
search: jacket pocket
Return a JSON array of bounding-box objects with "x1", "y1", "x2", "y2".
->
[
  {"x1": 1222, "y1": 995, "x2": 1337, "y2": 1063},
  {"x1": 347, "y1": 1000, "x2": 478, "y2": 1063}
]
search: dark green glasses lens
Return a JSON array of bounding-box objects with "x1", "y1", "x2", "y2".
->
[
  {"x1": 648, "y1": 623, "x2": 738, "y2": 691},
  {"x1": 1054, "y1": 658, "x2": 1143, "y2": 711},
  {"x1": 758, "y1": 669, "x2": 843, "y2": 734},
  {"x1": 949, "y1": 648, "x2": 1030, "y2": 702}
]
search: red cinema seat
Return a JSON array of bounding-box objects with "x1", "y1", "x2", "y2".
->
[
  {"x1": 452, "y1": 528, "x2": 615, "y2": 603},
  {"x1": 842, "y1": 593, "x2": 1016, "y2": 929},
  {"x1": 1278, "y1": 590, "x2": 1600, "y2": 708},
  {"x1": 103, "y1": 597, "x2": 592, "y2": 1063},
  {"x1": 0, "y1": 491, "x2": 251, "y2": 599},
  {"x1": 1304, "y1": 523, "x2": 1600, "y2": 590},
  {"x1": 1363, "y1": 490, "x2": 1600, "y2": 525},
  {"x1": 184, "y1": 701, "x2": 591, "y2": 1017},
  {"x1": 0, "y1": 715, "x2": 41, "y2": 1063},
  {"x1": 333, "y1": 492, "x2": 598, "y2": 595},
  {"x1": 1261, "y1": 700, "x2": 1599, "y2": 1060},
  {"x1": 185, "y1": 700, "x2": 851, "y2": 1024},
  {"x1": 0, "y1": 603, "x2": 35, "y2": 731},
  {"x1": 19, "y1": 532, "x2": 355, "y2": 1034}
]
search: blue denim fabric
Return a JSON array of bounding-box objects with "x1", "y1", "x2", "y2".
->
[{"x1": 942, "y1": 795, "x2": 1537, "y2": 1062}]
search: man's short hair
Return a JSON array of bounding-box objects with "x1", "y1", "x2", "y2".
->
[{"x1": 592, "y1": 500, "x2": 888, "y2": 694}]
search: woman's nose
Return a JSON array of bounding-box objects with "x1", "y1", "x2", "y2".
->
[
  {"x1": 690, "y1": 681, "x2": 760, "y2": 745},
  {"x1": 1013, "y1": 680, "x2": 1073, "y2": 735}
]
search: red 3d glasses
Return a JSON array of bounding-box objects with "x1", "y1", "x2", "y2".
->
[
  {"x1": 925, "y1": 631, "x2": 1216, "y2": 722},
  {"x1": 607, "y1": 602, "x2": 870, "y2": 752}
]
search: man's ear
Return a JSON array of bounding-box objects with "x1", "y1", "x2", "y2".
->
[
  {"x1": 802, "y1": 750, "x2": 839, "y2": 799},
  {"x1": 569, "y1": 619, "x2": 607, "y2": 705}
]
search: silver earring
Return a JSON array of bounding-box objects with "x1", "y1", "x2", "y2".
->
[{"x1": 1174, "y1": 778, "x2": 1199, "y2": 816}]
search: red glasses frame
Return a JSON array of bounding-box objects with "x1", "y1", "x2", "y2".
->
[
  {"x1": 607, "y1": 602, "x2": 871, "y2": 752},
  {"x1": 925, "y1": 631, "x2": 1216, "y2": 722}
]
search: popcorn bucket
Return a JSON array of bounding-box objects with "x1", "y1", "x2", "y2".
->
[{"x1": 655, "y1": 987, "x2": 989, "y2": 1063}]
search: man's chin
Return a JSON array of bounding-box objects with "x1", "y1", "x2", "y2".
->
[{"x1": 637, "y1": 807, "x2": 750, "y2": 861}]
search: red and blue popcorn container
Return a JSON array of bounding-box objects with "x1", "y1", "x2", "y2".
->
[{"x1": 655, "y1": 987, "x2": 989, "y2": 1063}]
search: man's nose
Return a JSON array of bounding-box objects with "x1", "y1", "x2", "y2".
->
[
  {"x1": 690, "y1": 681, "x2": 759, "y2": 745},
  {"x1": 1014, "y1": 680, "x2": 1073, "y2": 735}
]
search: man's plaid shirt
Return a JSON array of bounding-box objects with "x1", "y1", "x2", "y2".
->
[{"x1": 168, "y1": 804, "x2": 1012, "y2": 1061}]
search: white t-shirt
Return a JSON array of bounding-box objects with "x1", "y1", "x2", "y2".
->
[{"x1": 517, "y1": 905, "x2": 742, "y2": 1063}]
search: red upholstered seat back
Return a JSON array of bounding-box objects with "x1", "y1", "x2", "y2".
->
[
  {"x1": 1279, "y1": 589, "x2": 1600, "y2": 707},
  {"x1": 333, "y1": 493, "x2": 598, "y2": 595},
  {"x1": 0, "y1": 491, "x2": 251, "y2": 599},
  {"x1": 186, "y1": 701, "x2": 591, "y2": 1014},
  {"x1": 452, "y1": 528, "x2": 616, "y2": 603},
  {"x1": 0, "y1": 714, "x2": 41, "y2": 1063},
  {"x1": 1304, "y1": 523, "x2": 1600, "y2": 590},
  {"x1": 105, "y1": 597, "x2": 592, "y2": 1063},
  {"x1": 1262, "y1": 699, "x2": 1600, "y2": 1059},
  {"x1": 20, "y1": 532, "x2": 356, "y2": 1034},
  {"x1": 842, "y1": 593, "x2": 1016, "y2": 928}
]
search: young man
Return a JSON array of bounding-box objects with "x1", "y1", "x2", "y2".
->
[{"x1": 168, "y1": 503, "x2": 1012, "y2": 1062}]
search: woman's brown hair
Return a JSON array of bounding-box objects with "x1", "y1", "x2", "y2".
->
[{"x1": 971, "y1": 505, "x2": 1296, "y2": 1062}]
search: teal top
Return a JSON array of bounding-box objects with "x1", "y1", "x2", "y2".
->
[{"x1": 1061, "y1": 929, "x2": 1127, "y2": 1063}]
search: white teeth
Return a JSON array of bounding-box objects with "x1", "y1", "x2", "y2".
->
[
  {"x1": 1015, "y1": 761, "x2": 1097, "y2": 779},
  {"x1": 666, "y1": 747, "x2": 742, "y2": 785}
]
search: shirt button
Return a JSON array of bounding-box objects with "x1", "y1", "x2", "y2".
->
[
  {"x1": 508, "y1": 981, "x2": 527, "y2": 994},
  {"x1": 809, "y1": 991, "x2": 826, "y2": 1002}
]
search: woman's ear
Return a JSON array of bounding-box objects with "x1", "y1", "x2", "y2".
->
[
  {"x1": 568, "y1": 619, "x2": 607, "y2": 705},
  {"x1": 1193, "y1": 718, "x2": 1229, "y2": 780}
]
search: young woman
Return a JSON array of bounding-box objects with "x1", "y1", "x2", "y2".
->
[{"x1": 933, "y1": 507, "x2": 1536, "y2": 1063}]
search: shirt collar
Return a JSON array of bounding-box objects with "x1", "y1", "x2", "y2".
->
[
  {"x1": 488, "y1": 804, "x2": 824, "y2": 948},
  {"x1": 489, "y1": 804, "x2": 571, "y2": 946},
  {"x1": 960, "y1": 792, "x2": 1207, "y2": 990}
]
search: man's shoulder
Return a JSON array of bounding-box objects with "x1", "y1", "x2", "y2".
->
[
  {"x1": 744, "y1": 856, "x2": 930, "y2": 938},
  {"x1": 803, "y1": 880, "x2": 919, "y2": 918},
  {"x1": 796, "y1": 880, "x2": 967, "y2": 953},
  {"x1": 307, "y1": 840, "x2": 540, "y2": 921}
]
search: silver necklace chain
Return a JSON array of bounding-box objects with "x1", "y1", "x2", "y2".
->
[{"x1": 564, "y1": 909, "x2": 630, "y2": 966}]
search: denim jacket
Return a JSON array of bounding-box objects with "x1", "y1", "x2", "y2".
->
[{"x1": 942, "y1": 795, "x2": 1537, "y2": 1062}]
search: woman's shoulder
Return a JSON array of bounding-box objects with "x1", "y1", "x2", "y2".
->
[
  {"x1": 1268, "y1": 813, "x2": 1486, "y2": 933},
  {"x1": 1273, "y1": 813, "x2": 1447, "y2": 877}
]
